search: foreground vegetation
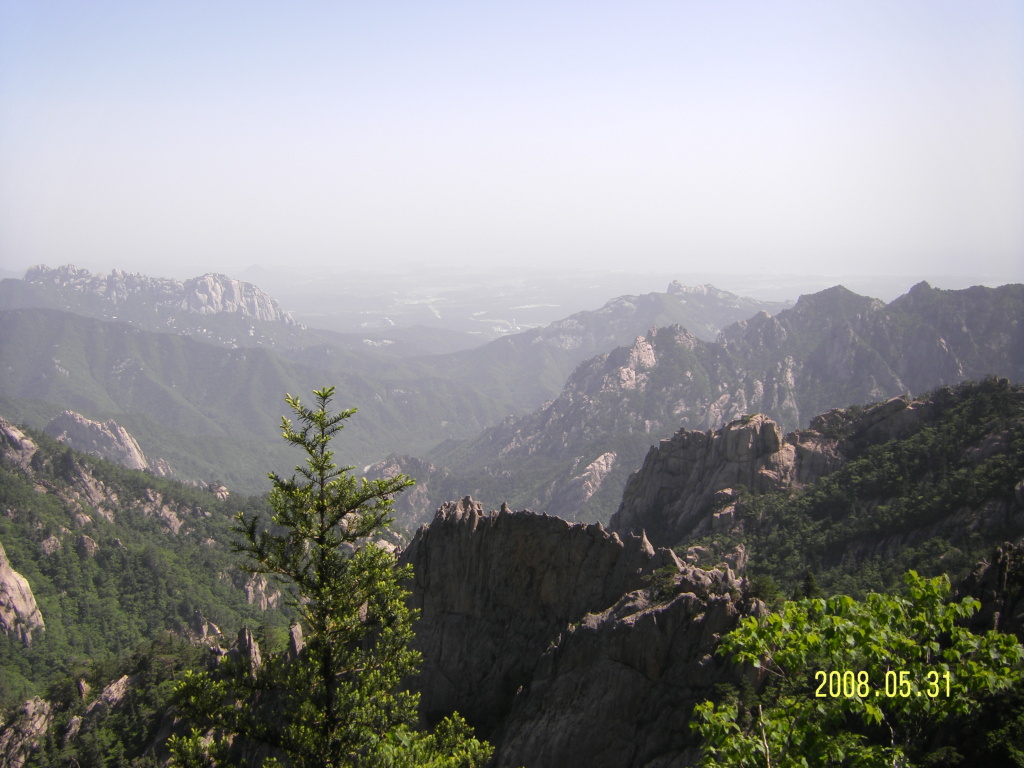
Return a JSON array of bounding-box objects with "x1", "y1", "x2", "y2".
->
[
  {"x1": 169, "y1": 387, "x2": 490, "y2": 766},
  {"x1": 696, "y1": 572, "x2": 1024, "y2": 766}
]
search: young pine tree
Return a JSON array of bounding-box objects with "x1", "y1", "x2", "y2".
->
[{"x1": 169, "y1": 387, "x2": 491, "y2": 768}]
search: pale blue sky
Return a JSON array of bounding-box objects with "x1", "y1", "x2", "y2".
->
[{"x1": 1, "y1": 1, "x2": 1022, "y2": 283}]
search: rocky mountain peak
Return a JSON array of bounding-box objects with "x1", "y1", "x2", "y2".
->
[
  {"x1": 609, "y1": 412, "x2": 805, "y2": 546},
  {"x1": 22, "y1": 264, "x2": 297, "y2": 325},
  {"x1": 666, "y1": 280, "x2": 734, "y2": 300},
  {"x1": 790, "y1": 284, "x2": 883, "y2": 318},
  {"x1": 0, "y1": 419, "x2": 38, "y2": 473},
  {"x1": 908, "y1": 279, "x2": 934, "y2": 294},
  {"x1": 180, "y1": 273, "x2": 294, "y2": 322}
]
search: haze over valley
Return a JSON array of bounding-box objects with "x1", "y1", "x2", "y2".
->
[{"x1": 1, "y1": 1, "x2": 1023, "y2": 765}]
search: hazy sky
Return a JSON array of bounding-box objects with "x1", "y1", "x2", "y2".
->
[{"x1": 1, "y1": 1, "x2": 1022, "y2": 282}]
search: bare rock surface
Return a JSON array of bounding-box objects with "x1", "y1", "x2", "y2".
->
[
  {"x1": 0, "y1": 419, "x2": 38, "y2": 473},
  {"x1": 495, "y1": 576, "x2": 750, "y2": 768},
  {"x1": 956, "y1": 542, "x2": 1024, "y2": 640},
  {"x1": 611, "y1": 413, "x2": 809, "y2": 546},
  {"x1": 45, "y1": 410, "x2": 154, "y2": 472},
  {"x1": 0, "y1": 539, "x2": 44, "y2": 646},
  {"x1": 0, "y1": 698, "x2": 52, "y2": 768},
  {"x1": 23, "y1": 265, "x2": 297, "y2": 325},
  {"x1": 401, "y1": 497, "x2": 753, "y2": 767},
  {"x1": 401, "y1": 497, "x2": 679, "y2": 732}
]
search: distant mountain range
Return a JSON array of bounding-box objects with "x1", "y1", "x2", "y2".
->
[
  {"x1": 381, "y1": 281, "x2": 1024, "y2": 525},
  {"x1": 1, "y1": 265, "x2": 303, "y2": 348},
  {"x1": 0, "y1": 266, "x2": 784, "y2": 493}
]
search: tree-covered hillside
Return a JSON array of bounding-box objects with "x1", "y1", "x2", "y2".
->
[{"x1": 0, "y1": 419, "x2": 292, "y2": 711}]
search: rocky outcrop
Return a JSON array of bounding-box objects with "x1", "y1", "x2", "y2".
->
[
  {"x1": 44, "y1": 410, "x2": 165, "y2": 474},
  {"x1": 0, "y1": 540, "x2": 44, "y2": 646},
  {"x1": 956, "y1": 543, "x2": 1024, "y2": 640},
  {"x1": 1, "y1": 425, "x2": 207, "y2": 535},
  {"x1": 400, "y1": 498, "x2": 753, "y2": 766},
  {"x1": 6, "y1": 265, "x2": 305, "y2": 354},
  {"x1": 179, "y1": 273, "x2": 294, "y2": 322},
  {"x1": 495, "y1": 573, "x2": 752, "y2": 768},
  {"x1": 83, "y1": 674, "x2": 134, "y2": 720},
  {"x1": 0, "y1": 419, "x2": 38, "y2": 473},
  {"x1": 401, "y1": 498, "x2": 680, "y2": 731},
  {"x1": 243, "y1": 573, "x2": 281, "y2": 611},
  {"x1": 607, "y1": 392, "x2": 941, "y2": 547},
  {"x1": 228, "y1": 627, "x2": 263, "y2": 680},
  {"x1": 610, "y1": 412, "x2": 842, "y2": 546},
  {"x1": 0, "y1": 698, "x2": 52, "y2": 768},
  {"x1": 544, "y1": 452, "x2": 618, "y2": 519},
  {"x1": 611, "y1": 381, "x2": 1024, "y2": 555}
]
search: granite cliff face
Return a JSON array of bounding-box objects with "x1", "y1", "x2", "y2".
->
[
  {"x1": 956, "y1": 542, "x2": 1024, "y2": 639},
  {"x1": 493, "y1": 577, "x2": 749, "y2": 768},
  {"x1": 0, "y1": 420, "x2": 37, "y2": 473},
  {"x1": 609, "y1": 410, "x2": 845, "y2": 546},
  {"x1": 0, "y1": 420, "x2": 45, "y2": 649},
  {"x1": 0, "y1": 540, "x2": 44, "y2": 647},
  {"x1": 400, "y1": 497, "x2": 754, "y2": 767},
  {"x1": 0, "y1": 697, "x2": 52, "y2": 768},
  {"x1": 44, "y1": 410, "x2": 171, "y2": 475}
]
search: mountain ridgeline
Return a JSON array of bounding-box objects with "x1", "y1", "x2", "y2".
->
[
  {"x1": 2, "y1": 265, "x2": 301, "y2": 347},
  {"x1": 380, "y1": 281, "x2": 1024, "y2": 526},
  {"x1": 611, "y1": 377, "x2": 1024, "y2": 597},
  {"x1": 0, "y1": 267, "x2": 787, "y2": 493}
]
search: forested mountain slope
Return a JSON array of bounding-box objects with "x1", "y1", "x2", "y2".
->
[
  {"x1": 0, "y1": 308, "x2": 506, "y2": 491},
  {"x1": 0, "y1": 416, "x2": 289, "y2": 711}
]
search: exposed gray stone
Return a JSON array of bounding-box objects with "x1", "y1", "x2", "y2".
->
[
  {"x1": 0, "y1": 697, "x2": 52, "y2": 768},
  {"x1": 399, "y1": 497, "x2": 754, "y2": 768},
  {"x1": 45, "y1": 410, "x2": 151, "y2": 472},
  {"x1": 0, "y1": 539, "x2": 44, "y2": 646}
]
